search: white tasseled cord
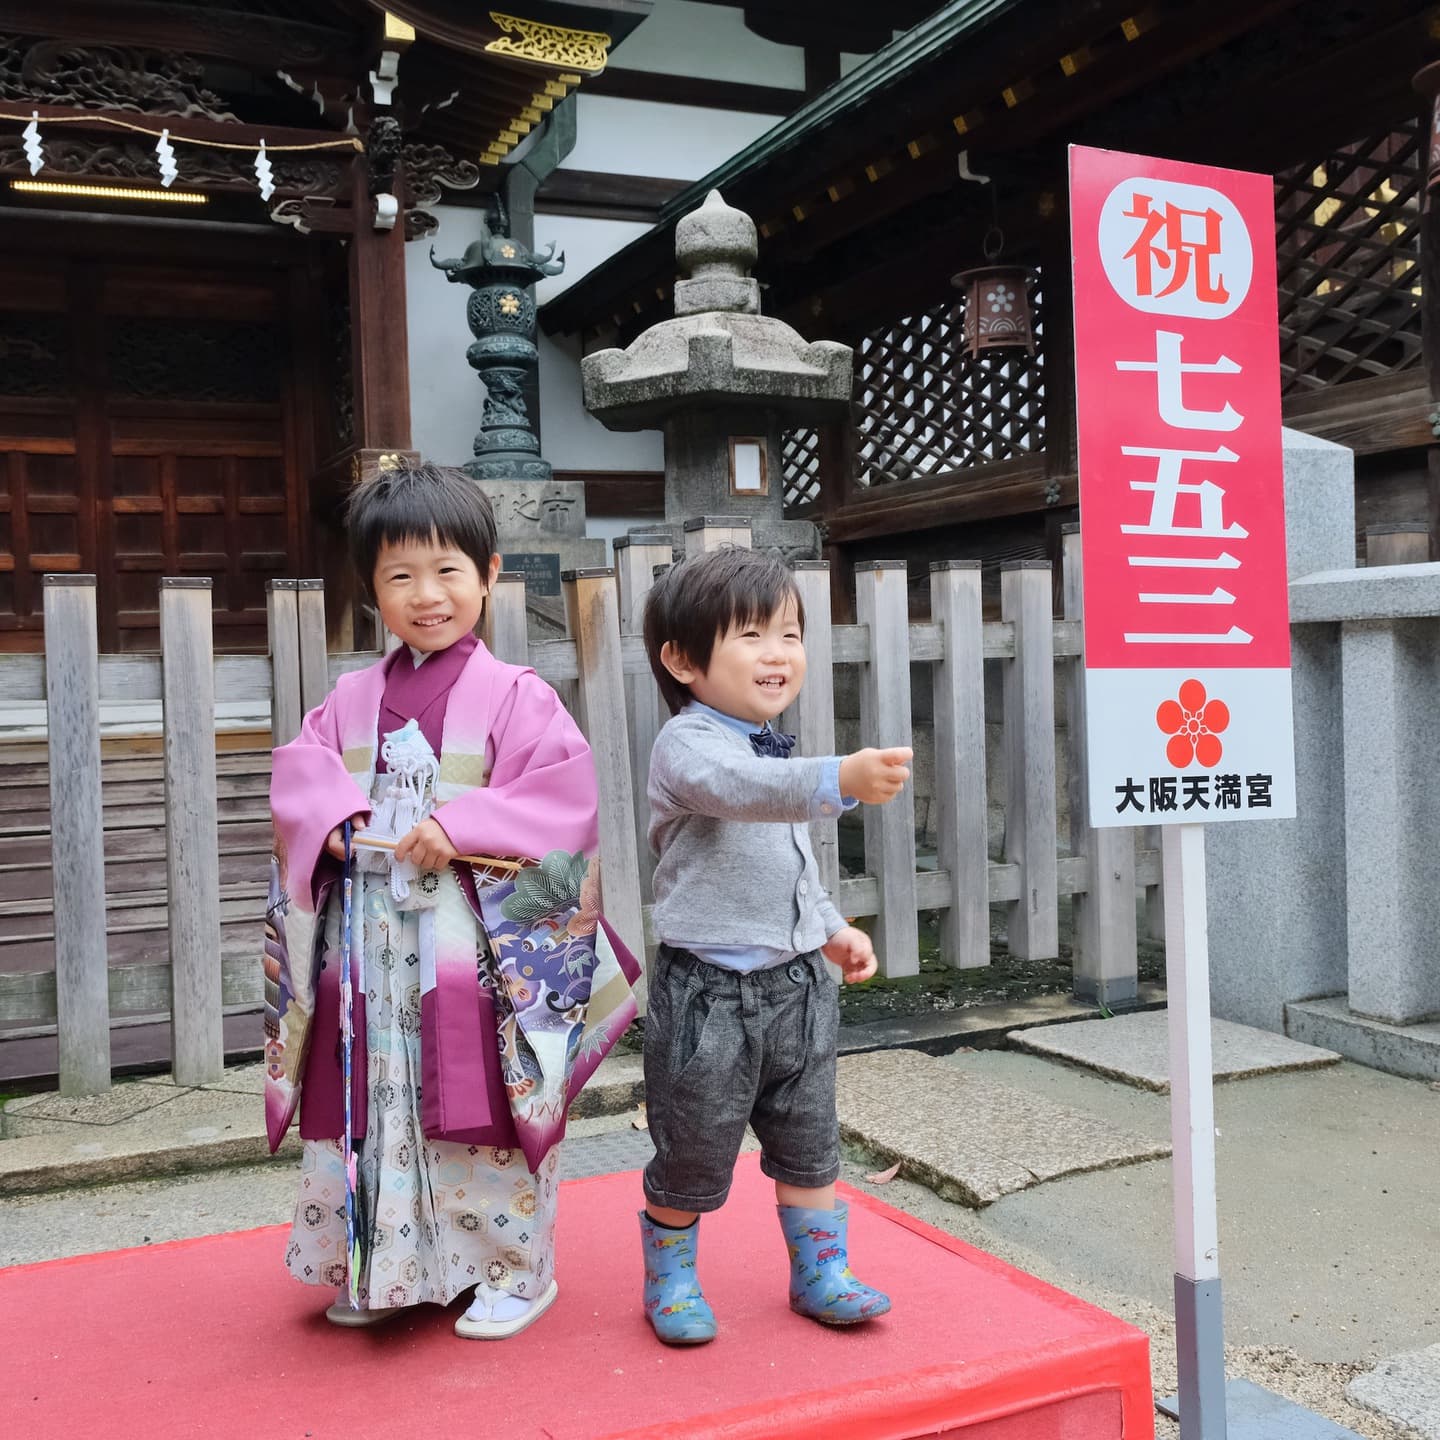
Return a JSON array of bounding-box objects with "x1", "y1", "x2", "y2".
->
[{"x1": 363, "y1": 719, "x2": 441, "y2": 904}]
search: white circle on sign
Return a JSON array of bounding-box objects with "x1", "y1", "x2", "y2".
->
[{"x1": 1098, "y1": 176, "x2": 1252, "y2": 318}]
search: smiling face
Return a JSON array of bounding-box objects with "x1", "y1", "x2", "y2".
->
[
  {"x1": 372, "y1": 533, "x2": 501, "y2": 653},
  {"x1": 661, "y1": 595, "x2": 807, "y2": 726}
]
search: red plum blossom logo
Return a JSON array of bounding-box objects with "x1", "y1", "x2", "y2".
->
[{"x1": 1157, "y1": 678, "x2": 1229, "y2": 768}]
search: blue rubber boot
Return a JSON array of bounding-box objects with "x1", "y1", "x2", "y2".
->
[
  {"x1": 778, "y1": 1203, "x2": 891, "y2": 1326},
  {"x1": 638, "y1": 1211, "x2": 717, "y2": 1345}
]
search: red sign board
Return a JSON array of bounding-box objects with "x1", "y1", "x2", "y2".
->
[{"x1": 1070, "y1": 146, "x2": 1296, "y2": 827}]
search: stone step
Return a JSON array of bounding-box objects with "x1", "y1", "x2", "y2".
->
[
  {"x1": 1007, "y1": 1010, "x2": 1341, "y2": 1091},
  {"x1": 835, "y1": 1047, "x2": 1169, "y2": 1208},
  {"x1": 1287, "y1": 995, "x2": 1440, "y2": 1084},
  {"x1": 0, "y1": 1051, "x2": 648, "y2": 1196}
]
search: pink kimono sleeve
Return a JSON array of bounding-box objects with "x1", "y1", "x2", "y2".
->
[
  {"x1": 270, "y1": 691, "x2": 372, "y2": 912},
  {"x1": 431, "y1": 673, "x2": 598, "y2": 861}
]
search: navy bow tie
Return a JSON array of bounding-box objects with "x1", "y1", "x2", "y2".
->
[{"x1": 749, "y1": 726, "x2": 796, "y2": 760}]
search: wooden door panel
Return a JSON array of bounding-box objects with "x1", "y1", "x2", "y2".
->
[{"x1": 0, "y1": 243, "x2": 310, "y2": 653}]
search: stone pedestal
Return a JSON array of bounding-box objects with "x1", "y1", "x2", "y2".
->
[
  {"x1": 476, "y1": 475, "x2": 604, "y2": 600},
  {"x1": 581, "y1": 190, "x2": 853, "y2": 554},
  {"x1": 1204, "y1": 430, "x2": 1353, "y2": 1032},
  {"x1": 1207, "y1": 429, "x2": 1440, "y2": 1043}
]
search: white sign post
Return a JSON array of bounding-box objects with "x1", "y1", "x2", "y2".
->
[{"x1": 1070, "y1": 145, "x2": 1297, "y2": 1440}]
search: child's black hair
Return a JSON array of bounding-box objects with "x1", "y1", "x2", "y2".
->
[
  {"x1": 346, "y1": 463, "x2": 498, "y2": 603},
  {"x1": 642, "y1": 546, "x2": 805, "y2": 715}
]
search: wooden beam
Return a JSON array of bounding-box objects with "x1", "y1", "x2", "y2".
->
[
  {"x1": 555, "y1": 469, "x2": 664, "y2": 518},
  {"x1": 3, "y1": 0, "x2": 361, "y2": 71},
  {"x1": 536, "y1": 168, "x2": 688, "y2": 222},
  {"x1": 585, "y1": 67, "x2": 802, "y2": 115},
  {"x1": 1283, "y1": 371, "x2": 1433, "y2": 456},
  {"x1": 824, "y1": 456, "x2": 1077, "y2": 543}
]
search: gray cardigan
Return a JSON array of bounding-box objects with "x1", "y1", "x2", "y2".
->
[{"x1": 648, "y1": 710, "x2": 846, "y2": 953}]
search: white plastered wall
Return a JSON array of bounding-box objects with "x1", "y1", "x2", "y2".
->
[{"x1": 404, "y1": 1, "x2": 839, "y2": 546}]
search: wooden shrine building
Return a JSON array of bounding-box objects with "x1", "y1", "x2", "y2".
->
[
  {"x1": 0, "y1": 0, "x2": 649, "y2": 652},
  {"x1": 541, "y1": 0, "x2": 1440, "y2": 616}
]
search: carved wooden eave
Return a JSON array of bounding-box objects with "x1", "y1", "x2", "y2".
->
[
  {"x1": 0, "y1": 0, "x2": 653, "y2": 232},
  {"x1": 366, "y1": 1, "x2": 653, "y2": 168}
]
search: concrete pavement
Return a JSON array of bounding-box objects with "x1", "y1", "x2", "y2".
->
[{"x1": 2, "y1": 1011, "x2": 1434, "y2": 1439}]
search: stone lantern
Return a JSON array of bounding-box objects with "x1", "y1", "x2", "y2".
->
[
  {"x1": 581, "y1": 190, "x2": 853, "y2": 557},
  {"x1": 432, "y1": 216, "x2": 604, "y2": 598}
]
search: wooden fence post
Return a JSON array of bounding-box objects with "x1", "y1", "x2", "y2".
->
[
  {"x1": 855, "y1": 561, "x2": 919, "y2": 978},
  {"x1": 930, "y1": 561, "x2": 990, "y2": 969},
  {"x1": 43, "y1": 575, "x2": 111, "y2": 1095},
  {"x1": 266, "y1": 579, "x2": 302, "y2": 748},
  {"x1": 296, "y1": 579, "x2": 329, "y2": 714},
  {"x1": 1001, "y1": 561, "x2": 1059, "y2": 959},
  {"x1": 614, "y1": 533, "x2": 672, "y2": 902},
  {"x1": 564, "y1": 568, "x2": 645, "y2": 963},
  {"x1": 1143, "y1": 825, "x2": 1166, "y2": 941},
  {"x1": 683, "y1": 516, "x2": 751, "y2": 556},
  {"x1": 160, "y1": 578, "x2": 224, "y2": 1086},
  {"x1": 1062, "y1": 529, "x2": 1138, "y2": 1006},
  {"x1": 791, "y1": 561, "x2": 840, "y2": 900},
  {"x1": 486, "y1": 572, "x2": 530, "y2": 666}
]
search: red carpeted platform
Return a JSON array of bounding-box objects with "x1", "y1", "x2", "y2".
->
[{"x1": 0, "y1": 1154, "x2": 1152, "y2": 1440}]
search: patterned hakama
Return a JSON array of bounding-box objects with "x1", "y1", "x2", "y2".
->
[{"x1": 284, "y1": 824, "x2": 559, "y2": 1311}]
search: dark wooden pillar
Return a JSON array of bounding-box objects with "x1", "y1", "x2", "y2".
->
[
  {"x1": 804, "y1": 48, "x2": 840, "y2": 101},
  {"x1": 503, "y1": 97, "x2": 578, "y2": 444},
  {"x1": 1423, "y1": 165, "x2": 1440, "y2": 562},
  {"x1": 1040, "y1": 188, "x2": 1077, "y2": 611},
  {"x1": 1414, "y1": 79, "x2": 1440, "y2": 560},
  {"x1": 348, "y1": 157, "x2": 412, "y2": 456},
  {"x1": 817, "y1": 417, "x2": 856, "y2": 622}
]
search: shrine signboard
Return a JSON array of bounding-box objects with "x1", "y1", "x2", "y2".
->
[{"x1": 1070, "y1": 146, "x2": 1295, "y2": 828}]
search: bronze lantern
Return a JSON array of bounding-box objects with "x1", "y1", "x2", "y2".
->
[{"x1": 951, "y1": 230, "x2": 1037, "y2": 358}]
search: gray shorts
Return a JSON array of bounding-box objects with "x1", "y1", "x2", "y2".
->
[{"x1": 642, "y1": 944, "x2": 841, "y2": 1213}]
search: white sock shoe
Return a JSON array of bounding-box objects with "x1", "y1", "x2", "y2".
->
[
  {"x1": 462, "y1": 1284, "x2": 532, "y2": 1323},
  {"x1": 454, "y1": 1278, "x2": 558, "y2": 1339}
]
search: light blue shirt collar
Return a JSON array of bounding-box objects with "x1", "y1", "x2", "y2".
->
[{"x1": 684, "y1": 700, "x2": 769, "y2": 740}]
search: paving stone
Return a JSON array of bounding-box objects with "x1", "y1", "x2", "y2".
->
[
  {"x1": 1347, "y1": 1343, "x2": 1440, "y2": 1439},
  {"x1": 837, "y1": 986, "x2": 1167, "y2": 1057},
  {"x1": 1008, "y1": 1012, "x2": 1341, "y2": 1092},
  {"x1": 560, "y1": 1126, "x2": 655, "y2": 1181},
  {"x1": 4, "y1": 1083, "x2": 183, "y2": 1129},
  {"x1": 835, "y1": 1049, "x2": 1168, "y2": 1208},
  {"x1": 133, "y1": 1060, "x2": 268, "y2": 1097}
]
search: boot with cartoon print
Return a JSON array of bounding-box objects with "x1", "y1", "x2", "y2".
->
[
  {"x1": 638, "y1": 1211, "x2": 717, "y2": 1345},
  {"x1": 777, "y1": 1203, "x2": 891, "y2": 1326}
]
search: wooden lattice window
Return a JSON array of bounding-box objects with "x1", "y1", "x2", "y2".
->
[
  {"x1": 853, "y1": 281, "x2": 1046, "y2": 488},
  {"x1": 780, "y1": 427, "x2": 821, "y2": 509},
  {"x1": 1275, "y1": 121, "x2": 1423, "y2": 394}
]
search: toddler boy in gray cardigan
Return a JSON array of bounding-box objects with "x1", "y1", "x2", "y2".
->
[{"x1": 636, "y1": 545, "x2": 912, "y2": 1347}]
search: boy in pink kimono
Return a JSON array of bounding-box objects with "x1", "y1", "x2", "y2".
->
[{"x1": 266, "y1": 463, "x2": 636, "y2": 1340}]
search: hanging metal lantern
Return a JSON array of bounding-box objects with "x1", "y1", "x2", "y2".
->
[
  {"x1": 1412, "y1": 61, "x2": 1440, "y2": 192},
  {"x1": 951, "y1": 225, "x2": 1036, "y2": 358}
]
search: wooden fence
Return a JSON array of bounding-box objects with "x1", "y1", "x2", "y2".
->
[{"x1": 0, "y1": 521, "x2": 1157, "y2": 1094}]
